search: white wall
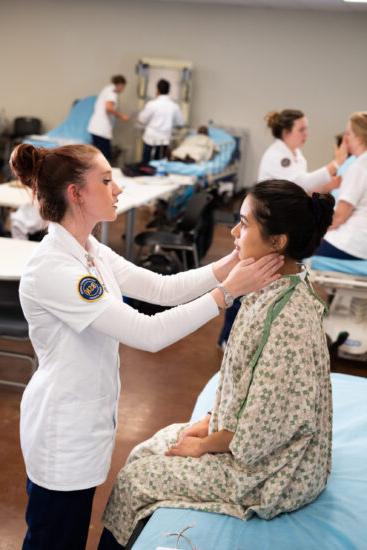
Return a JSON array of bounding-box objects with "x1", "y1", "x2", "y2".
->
[{"x1": 0, "y1": 0, "x2": 366, "y2": 185}]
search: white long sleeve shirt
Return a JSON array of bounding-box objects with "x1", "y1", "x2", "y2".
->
[
  {"x1": 258, "y1": 139, "x2": 330, "y2": 193},
  {"x1": 138, "y1": 95, "x2": 184, "y2": 146},
  {"x1": 19, "y1": 223, "x2": 219, "y2": 491}
]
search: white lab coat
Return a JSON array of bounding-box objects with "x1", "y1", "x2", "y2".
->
[
  {"x1": 19, "y1": 223, "x2": 219, "y2": 491},
  {"x1": 88, "y1": 84, "x2": 118, "y2": 139},
  {"x1": 138, "y1": 95, "x2": 184, "y2": 146},
  {"x1": 325, "y1": 151, "x2": 367, "y2": 259},
  {"x1": 258, "y1": 139, "x2": 330, "y2": 193}
]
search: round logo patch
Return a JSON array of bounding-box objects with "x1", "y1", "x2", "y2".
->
[
  {"x1": 78, "y1": 276, "x2": 104, "y2": 301},
  {"x1": 281, "y1": 157, "x2": 291, "y2": 167}
]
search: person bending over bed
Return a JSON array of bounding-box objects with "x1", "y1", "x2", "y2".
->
[
  {"x1": 99, "y1": 180, "x2": 334, "y2": 549},
  {"x1": 170, "y1": 125, "x2": 219, "y2": 163}
]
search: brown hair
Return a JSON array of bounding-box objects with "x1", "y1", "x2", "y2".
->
[
  {"x1": 265, "y1": 109, "x2": 304, "y2": 139},
  {"x1": 111, "y1": 75, "x2": 126, "y2": 86},
  {"x1": 249, "y1": 180, "x2": 335, "y2": 260},
  {"x1": 350, "y1": 111, "x2": 367, "y2": 147},
  {"x1": 10, "y1": 143, "x2": 99, "y2": 222}
]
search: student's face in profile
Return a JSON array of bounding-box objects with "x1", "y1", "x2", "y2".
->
[
  {"x1": 345, "y1": 120, "x2": 364, "y2": 156},
  {"x1": 76, "y1": 152, "x2": 122, "y2": 224},
  {"x1": 231, "y1": 195, "x2": 275, "y2": 261},
  {"x1": 283, "y1": 116, "x2": 308, "y2": 150}
]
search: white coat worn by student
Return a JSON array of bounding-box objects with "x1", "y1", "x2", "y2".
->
[
  {"x1": 258, "y1": 109, "x2": 347, "y2": 194},
  {"x1": 11, "y1": 142, "x2": 283, "y2": 549}
]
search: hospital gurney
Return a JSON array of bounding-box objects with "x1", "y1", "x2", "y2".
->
[
  {"x1": 24, "y1": 95, "x2": 96, "y2": 148},
  {"x1": 132, "y1": 371, "x2": 367, "y2": 550},
  {"x1": 150, "y1": 124, "x2": 249, "y2": 191},
  {"x1": 133, "y1": 374, "x2": 367, "y2": 550},
  {"x1": 310, "y1": 256, "x2": 367, "y2": 361}
]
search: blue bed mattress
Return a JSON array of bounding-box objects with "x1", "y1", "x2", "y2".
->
[
  {"x1": 150, "y1": 127, "x2": 236, "y2": 177},
  {"x1": 24, "y1": 95, "x2": 96, "y2": 148},
  {"x1": 132, "y1": 373, "x2": 367, "y2": 550},
  {"x1": 311, "y1": 255, "x2": 367, "y2": 276}
]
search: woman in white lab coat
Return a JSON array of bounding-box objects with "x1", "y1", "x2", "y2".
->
[
  {"x1": 315, "y1": 111, "x2": 367, "y2": 260},
  {"x1": 258, "y1": 109, "x2": 347, "y2": 193},
  {"x1": 10, "y1": 143, "x2": 283, "y2": 550}
]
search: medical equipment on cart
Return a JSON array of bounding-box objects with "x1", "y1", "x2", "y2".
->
[{"x1": 310, "y1": 255, "x2": 367, "y2": 361}]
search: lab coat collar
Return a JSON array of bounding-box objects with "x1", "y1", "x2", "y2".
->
[
  {"x1": 48, "y1": 222, "x2": 102, "y2": 266},
  {"x1": 275, "y1": 139, "x2": 302, "y2": 162}
]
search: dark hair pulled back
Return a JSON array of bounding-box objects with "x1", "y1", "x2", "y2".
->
[
  {"x1": 249, "y1": 180, "x2": 335, "y2": 260},
  {"x1": 10, "y1": 143, "x2": 99, "y2": 222},
  {"x1": 265, "y1": 109, "x2": 304, "y2": 139}
]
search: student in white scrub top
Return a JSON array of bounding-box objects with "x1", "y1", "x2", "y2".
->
[
  {"x1": 258, "y1": 109, "x2": 347, "y2": 194},
  {"x1": 10, "y1": 143, "x2": 283, "y2": 550},
  {"x1": 138, "y1": 78, "x2": 184, "y2": 164},
  {"x1": 315, "y1": 112, "x2": 367, "y2": 260},
  {"x1": 88, "y1": 75, "x2": 129, "y2": 162}
]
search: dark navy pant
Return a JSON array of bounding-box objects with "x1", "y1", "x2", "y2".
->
[
  {"x1": 142, "y1": 143, "x2": 168, "y2": 164},
  {"x1": 91, "y1": 134, "x2": 112, "y2": 161},
  {"x1": 315, "y1": 239, "x2": 363, "y2": 260},
  {"x1": 22, "y1": 478, "x2": 96, "y2": 550}
]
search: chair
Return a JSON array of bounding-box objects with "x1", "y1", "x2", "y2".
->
[
  {"x1": 0, "y1": 279, "x2": 37, "y2": 388},
  {"x1": 13, "y1": 117, "x2": 42, "y2": 139},
  {"x1": 134, "y1": 190, "x2": 214, "y2": 269}
]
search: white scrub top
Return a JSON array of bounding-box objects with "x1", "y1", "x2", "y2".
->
[
  {"x1": 88, "y1": 84, "x2": 118, "y2": 139},
  {"x1": 258, "y1": 139, "x2": 330, "y2": 193},
  {"x1": 138, "y1": 95, "x2": 184, "y2": 146},
  {"x1": 324, "y1": 151, "x2": 367, "y2": 260},
  {"x1": 19, "y1": 223, "x2": 219, "y2": 491}
]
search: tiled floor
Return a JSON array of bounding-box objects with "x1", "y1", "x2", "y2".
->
[{"x1": 0, "y1": 204, "x2": 366, "y2": 549}]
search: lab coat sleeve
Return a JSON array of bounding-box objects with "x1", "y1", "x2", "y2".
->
[
  {"x1": 337, "y1": 164, "x2": 365, "y2": 207},
  {"x1": 90, "y1": 292, "x2": 219, "y2": 352},
  {"x1": 258, "y1": 151, "x2": 330, "y2": 192},
  {"x1": 23, "y1": 261, "x2": 113, "y2": 334},
  {"x1": 293, "y1": 166, "x2": 331, "y2": 193},
  {"x1": 102, "y1": 245, "x2": 220, "y2": 306},
  {"x1": 138, "y1": 102, "x2": 153, "y2": 126}
]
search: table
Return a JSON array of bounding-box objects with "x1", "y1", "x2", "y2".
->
[
  {"x1": 0, "y1": 237, "x2": 38, "y2": 280},
  {"x1": 0, "y1": 172, "x2": 194, "y2": 259}
]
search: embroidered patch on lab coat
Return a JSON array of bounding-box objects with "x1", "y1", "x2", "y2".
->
[
  {"x1": 78, "y1": 276, "x2": 104, "y2": 301},
  {"x1": 281, "y1": 158, "x2": 291, "y2": 167}
]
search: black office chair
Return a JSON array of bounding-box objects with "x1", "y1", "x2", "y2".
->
[
  {"x1": 0, "y1": 279, "x2": 37, "y2": 388},
  {"x1": 12, "y1": 117, "x2": 42, "y2": 140},
  {"x1": 134, "y1": 190, "x2": 214, "y2": 269}
]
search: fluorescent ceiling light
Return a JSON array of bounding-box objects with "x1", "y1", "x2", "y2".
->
[{"x1": 344, "y1": 0, "x2": 367, "y2": 3}]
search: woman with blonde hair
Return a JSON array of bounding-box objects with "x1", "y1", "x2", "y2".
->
[{"x1": 316, "y1": 111, "x2": 367, "y2": 260}]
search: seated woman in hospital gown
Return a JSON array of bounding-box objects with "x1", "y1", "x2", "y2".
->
[{"x1": 101, "y1": 180, "x2": 335, "y2": 549}]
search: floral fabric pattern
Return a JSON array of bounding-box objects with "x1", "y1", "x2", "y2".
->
[{"x1": 103, "y1": 276, "x2": 332, "y2": 546}]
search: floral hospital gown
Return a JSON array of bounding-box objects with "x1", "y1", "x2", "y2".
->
[{"x1": 103, "y1": 274, "x2": 332, "y2": 546}]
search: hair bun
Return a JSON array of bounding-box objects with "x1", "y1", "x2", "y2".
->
[
  {"x1": 265, "y1": 111, "x2": 280, "y2": 129},
  {"x1": 10, "y1": 144, "x2": 47, "y2": 189}
]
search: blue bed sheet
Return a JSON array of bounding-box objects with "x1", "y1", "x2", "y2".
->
[
  {"x1": 311, "y1": 255, "x2": 367, "y2": 276},
  {"x1": 150, "y1": 127, "x2": 236, "y2": 177},
  {"x1": 24, "y1": 95, "x2": 96, "y2": 148},
  {"x1": 132, "y1": 373, "x2": 367, "y2": 550}
]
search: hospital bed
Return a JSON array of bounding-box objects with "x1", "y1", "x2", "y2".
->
[
  {"x1": 310, "y1": 256, "x2": 367, "y2": 361},
  {"x1": 132, "y1": 371, "x2": 367, "y2": 550},
  {"x1": 24, "y1": 95, "x2": 96, "y2": 148},
  {"x1": 150, "y1": 124, "x2": 249, "y2": 192}
]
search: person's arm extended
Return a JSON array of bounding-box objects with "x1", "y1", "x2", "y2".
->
[
  {"x1": 329, "y1": 200, "x2": 354, "y2": 230},
  {"x1": 165, "y1": 429, "x2": 234, "y2": 458},
  {"x1": 105, "y1": 100, "x2": 129, "y2": 122}
]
